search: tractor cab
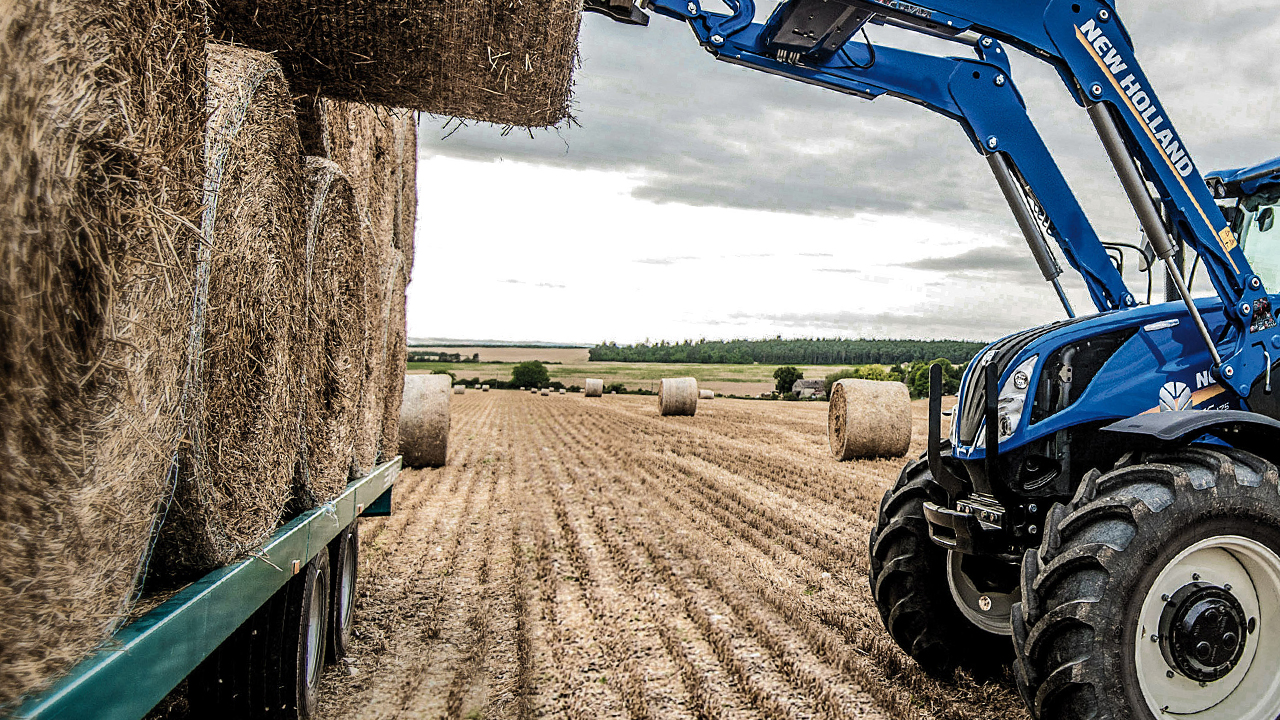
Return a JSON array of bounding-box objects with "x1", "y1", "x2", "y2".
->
[{"x1": 1208, "y1": 157, "x2": 1280, "y2": 290}]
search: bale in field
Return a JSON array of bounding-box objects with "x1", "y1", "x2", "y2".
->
[
  {"x1": 0, "y1": 0, "x2": 206, "y2": 703},
  {"x1": 297, "y1": 157, "x2": 371, "y2": 503},
  {"x1": 828, "y1": 379, "x2": 912, "y2": 460},
  {"x1": 399, "y1": 375, "x2": 451, "y2": 468},
  {"x1": 585, "y1": 379, "x2": 604, "y2": 397},
  {"x1": 540, "y1": 389, "x2": 550, "y2": 396},
  {"x1": 559, "y1": 388, "x2": 567, "y2": 395},
  {"x1": 659, "y1": 378, "x2": 699, "y2": 417},
  {"x1": 211, "y1": 0, "x2": 581, "y2": 126},
  {"x1": 151, "y1": 43, "x2": 309, "y2": 580},
  {"x1": 454, "y1": 385, "x2": 466, "y2": 395},
  {"x1": 700, "y1": 389, "x2": 715, "y2": 400},
  {"x1": 482, "y1": 385, "x2": 490, "y2": 392}
]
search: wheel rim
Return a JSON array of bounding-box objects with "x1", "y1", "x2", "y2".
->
[
  {"x1": 947, "y1": 550, "x2": 1018, "y2": 636},
  {"x1": 306, "y1": 575, "x2": 325, "y2": 688},
  {"x1": 1135, "y1": 535, "x2": 1280, "y2": 719},
  {"x1": 340, "y1": 539, "x2": 357, "y2": 631}
]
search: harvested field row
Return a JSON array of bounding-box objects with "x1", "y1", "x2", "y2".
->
[{"x1": 316, "y1": 390, "x2": 1025, "y2": 720}]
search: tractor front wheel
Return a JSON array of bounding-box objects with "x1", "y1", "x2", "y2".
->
[
  {"x1": 1012, "y1": 446, "x2": 1280, "y2": 720},
  {"x1": 869, "y1": 449, "x2": 1014, "y2": 679}
]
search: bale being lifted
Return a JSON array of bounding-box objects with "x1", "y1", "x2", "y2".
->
[
  {"x1": 585, "y1": 379, "x2": 604, "y2": 397},
  {"x1": 211, "y1": 0, "x2": 582, "y2": 126},
  {"x1": 399, "y1": 375, "x2": 452, "y2": 468},
  {"x1": 659, "y1": 378, "x2": 699, "y2": 417},
  {"x1": 828, "y1": 379, "x2": 912, "y2": 460}
]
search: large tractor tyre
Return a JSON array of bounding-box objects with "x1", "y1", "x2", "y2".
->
[
  {"x1": 869, "y1": 449, "x2": 1014, "y2": 680},
  {"x1": 1011, "y1": 446, "x2": 1280, "y2": 720},
  {"x1": 326, "y1": 520, "x2": 359, "y2": 663}
]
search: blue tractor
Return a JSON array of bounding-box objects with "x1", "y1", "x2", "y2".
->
[{"x1": 587, "y1": 0, "x2": 1280, "y2": 717}]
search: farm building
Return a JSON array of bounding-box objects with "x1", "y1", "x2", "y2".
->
[{"x1": 792, "y1": 378, "x2": 826, "y2": 398}]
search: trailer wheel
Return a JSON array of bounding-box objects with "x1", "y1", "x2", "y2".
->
[
  {"x1": 1013, "y1": 446, "x2": 1280, "y2": 720},
  {"x1": 327, "y1": 520, "x2": 359, "y2": 663},
  {"x1": 279, "y1": 550, "x2": 331, "y2": 719},
  {"x1": 869, "y1": 449, "x2": 1013, "y2": 679}
]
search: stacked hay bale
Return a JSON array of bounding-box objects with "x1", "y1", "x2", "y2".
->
[
  {"x1": 297, "y1": 157, "x2": 371, "y2": 503},
  {"x1": 0, "y1": 0, "x2": 206, "y2": 704},
  {"x1": 828, "y1": 379, "x2": 912, "y2": 460},
  {"x1": 399, "y1": 375, "x2": 451, "y2": 468},
  {"x1": 659, "y1": 378, "x2": 699, "y2": 416},
  {"x1": 585, "y1": 379, "x2": 604, "y2": 397},
  {"x1": 295, "y1": 99, "x2": 416, "y2": 473},
  {"x1": 151, "y1": 44, "x2": 309, "y2": 579},
  {"x1": 210, "y1": 0, "x2": 582, "y2": 126}
]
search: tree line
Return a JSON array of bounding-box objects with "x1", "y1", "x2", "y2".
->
[{"x1": 589, "y1": 338, "x2": 985, "y2": 365}]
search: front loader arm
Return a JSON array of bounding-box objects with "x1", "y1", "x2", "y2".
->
[
  {"x1": 725, "y1": 0, "x2": 1279, "y2": 398},
  {"x1": 607, "y1": 0, "x2": 1134, "y2": 313}
]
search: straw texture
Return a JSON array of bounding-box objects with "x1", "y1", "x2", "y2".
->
[
  {"x1": 0, "y1": 0, "x2": 206, "y2": 703},
  {"x1": 151, "y1": 43, "x2": 308, "y2": 579}
]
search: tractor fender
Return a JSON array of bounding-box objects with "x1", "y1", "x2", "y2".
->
[{"x1": 1102, "y1": 410, "x2": 1280, "y2": 462}]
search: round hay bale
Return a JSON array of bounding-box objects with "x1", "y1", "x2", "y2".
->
[
  {"x1": 297, "y1": 157, "x2": 369, "y2": 503},
  {"x1": 454, "y1": 385, "x2": 466, "y2": 395},
  {"x1": 212, "y1": 2, "x2": 580, "y2": 126},
  {"x1": 559, "y1": 388, "x2": 566, "y2": 395},
  {"x1": 828, "y1": 379, "x2": 912, "y2": 460},
  {"x1": 659, "y1": 378, "x2": 699, "y2": 417},
  {"x1": 378, "y1": 252, "x2": 409, "y2": 463},
  {"x1": 585, "y1": 379, "x2": 604, "y2": 397},
  {"x1": 0, "y1": 0, "x2": 206, "y2": 703},
  {"x1": 540, "y1": 389, "x2": 550, "y2": 396},
  {"x1": 399, "y1": 375, "x2": 451, "y2": 468},
  {"x1": 610, "y1": 391, "x2": 617, "y2": 395},
  {"x1": 529, "y1": 389, "x2": 537, "y2": 394},
  {"x1": 152, "y1": 43, "x2": 309, "y2": 579},
  {"x1": 482, "y1": 385, "x2": 490, "y2": 392},
  {"x1": 700, "y1": 389, "x2": 715, "y2": 400}
]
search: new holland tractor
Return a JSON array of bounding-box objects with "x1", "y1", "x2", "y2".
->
[{"x1": 586, "y1": 0, "x2": 1280, "y2": 717}]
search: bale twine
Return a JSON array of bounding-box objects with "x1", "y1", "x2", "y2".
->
[
  {"x1": 659, "y1": 378, "x2": 699, "y2": 417},
  {"x1": 399, "y1": 374, "x2": 451, "y2": 468},
  {"x1": 585, "y1": 379, "x2": 604, "y2": 397},
  {"x1": 828, "y1": 379, "x2": 912, "y2": 460},
  {"x1": 211, "y1": 1, "x2": 581, "y2": 126},
  {"x1": 297, "y1": 157, "x2": 370, "y2": 503},
  {"x1": 700, "y1": 389, "x2": 715, "y2": 400},
  {"x1": 151, "y1": 44, "x2": 309, "y2": 580},
  {"x1": 0, "y1": 0, "x2": 206, "y2": 703}
]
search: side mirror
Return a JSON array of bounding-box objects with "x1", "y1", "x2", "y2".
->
[{"x1": 1259, "y1": 207, "x2": 1274, "y2": 233}]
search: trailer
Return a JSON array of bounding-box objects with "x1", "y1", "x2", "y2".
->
[{"x1": 8, "y1": 458, "x2": 401, "y2": 720}]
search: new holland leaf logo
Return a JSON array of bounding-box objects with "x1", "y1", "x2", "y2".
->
[{"x1": 1158, "y1": 381, "x2": 1193, "y2": 412}]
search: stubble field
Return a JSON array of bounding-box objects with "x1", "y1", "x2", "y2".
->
[{"x1": 316, "y1": 390, "x2": 1024, "y2": 720}]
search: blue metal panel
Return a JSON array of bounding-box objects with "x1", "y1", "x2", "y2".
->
[{"x1": 9, "y1": 457, "x2": 401, "y2": 720}]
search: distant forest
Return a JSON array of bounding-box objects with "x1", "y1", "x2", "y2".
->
[{"x1": 589, "y1": 338, "x2": 987, "y2": 365}]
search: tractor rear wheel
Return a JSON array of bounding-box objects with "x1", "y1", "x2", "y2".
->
[
  {"x1": 869, "y1": 449, "x2": 1014, "y2": 679},
  {"x1": 1012, "y1": 446, "x2": 1280, "y2": 720}
]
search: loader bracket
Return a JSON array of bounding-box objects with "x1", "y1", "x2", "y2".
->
[{"x1": 583, "y1": 0, "x2": 651, "y2": 25}]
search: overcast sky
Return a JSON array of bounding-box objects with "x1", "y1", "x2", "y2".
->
[{"x1": 406, "y1": 0, "x2": 1280, "y2": 345}]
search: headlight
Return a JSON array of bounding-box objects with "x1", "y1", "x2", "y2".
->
[{"x1": 997, "y1": 355, "x2": 1038, "y2": 442}]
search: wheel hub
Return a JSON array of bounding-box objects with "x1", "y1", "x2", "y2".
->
[{"x1": 1159, "y1": 581, "x2": 1248, "y2": 682}]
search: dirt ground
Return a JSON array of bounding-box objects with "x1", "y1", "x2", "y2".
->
[{"x1": 317, "y1": 391, "x2": 1026, "y2": 720}]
